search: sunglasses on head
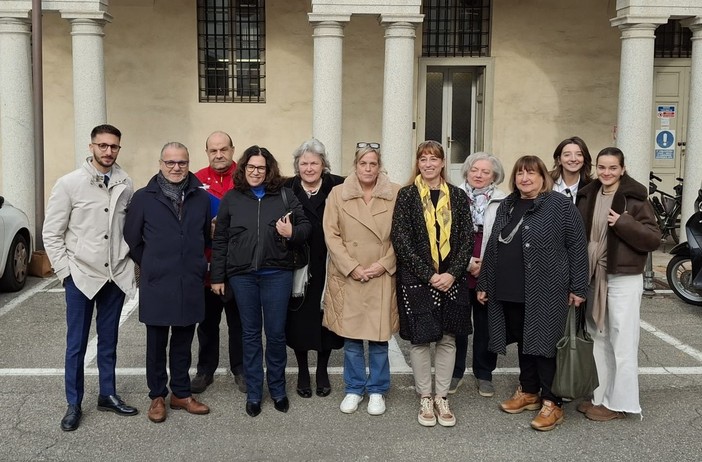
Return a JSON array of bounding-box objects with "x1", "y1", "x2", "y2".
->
[{"x1": 356, "y1": 142, "x2": 380, "y2": 150}]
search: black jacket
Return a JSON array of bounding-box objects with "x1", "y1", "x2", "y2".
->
[
  {"x1": 210, "y1": 187, "x2": 312, "y2": 281},
  {"x1": 124, "y1": 173, "x2": 211, "y2": 326}
]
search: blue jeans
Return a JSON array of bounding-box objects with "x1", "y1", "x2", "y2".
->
[
  {"x1": 64, "y1": 277, "x2": 126, "y2": 405},
  {"x1": 230, "y1": 271, "x2": 292, "y2": 403},
  {"x1": 343, "y1": 339, "x2": 390, "y2": 395}
]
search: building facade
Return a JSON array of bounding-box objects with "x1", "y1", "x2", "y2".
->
[{"x1": 1, "y1": 0, "x2": 701, "y2": 238}]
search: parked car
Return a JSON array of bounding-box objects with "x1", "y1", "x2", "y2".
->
[{"x1": 0, "y1": 196, "x2": 32, "y2": 291}]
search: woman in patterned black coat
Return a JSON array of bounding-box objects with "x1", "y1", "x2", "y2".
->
[
  {"x1": 392, "y1": 140, "x2": 473, "y2": 427},
  {"x1": 477, "y1": 155, "x2": 588, "y2": 432}
]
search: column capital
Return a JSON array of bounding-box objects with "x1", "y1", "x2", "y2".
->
[
  {"x1": 308, "y1": 12, "x2": 351, "y2": 25},
  {"x1": 60, "y1": 10, "x2": 112, "y2": 23},
  {"x1": 681, "y1": 17, "x2": 702, "y2": 35},
  {"x1": 0, "y1": 16, "x2": 31, "y2": 34},
  {"x1": 610, "y1": 15, "x2": 667, "y2": 29},
  {"x1": 379, "y1": 13, "x2": 424, "y2": 26}
]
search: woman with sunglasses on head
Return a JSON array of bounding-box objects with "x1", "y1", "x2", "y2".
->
[
  {"x1": 323, "y1": 142, "x2": 400, "y2": 416},
  {"x1": 283, "y1": 139, "x2": 345, "y2": 399},
  {"x1": 210, "y1": 146, "x2": 311, "y2": 418},
  {"x1": 550, "y1": 136, "x2": 593, "y2": 203},
  {"x1": 391, "y1": 140, "x2": 473, "y2": 427},
  {"x1": 575, "y1": 147, "x2": 660, "y2": 421}
]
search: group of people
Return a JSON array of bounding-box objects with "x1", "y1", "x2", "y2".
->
[{"x1": 43, "y1": 125, "x2": 660, "y2": 433}]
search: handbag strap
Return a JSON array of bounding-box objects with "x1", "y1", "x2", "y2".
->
[{"x1": 281, "y1": 187, "x2": 290, "y2": 211}]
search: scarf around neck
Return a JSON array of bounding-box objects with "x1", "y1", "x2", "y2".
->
[
  {"x1": 415, "y1": 175, "x2": 451, "y2": 271},
  {"x1": 464, "y1": 183, "x2": 495, "y2": 230},
  {"x1": 157, "y1": 171, "x2": 190, "y2": 219}
]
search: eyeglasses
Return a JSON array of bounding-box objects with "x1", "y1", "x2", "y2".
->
[
  {"x1": 161, "y1": 160, "x2": 189, "y2": 169},
  {"x1": 245, "y1": 164, "x2": 267, "y2": 173},
  {"x1": 356, "y1": 142, "x2": 380, "y2": 150},
  {"x1": 92, "y1": 143, "x2": 121, "y2": 152}
]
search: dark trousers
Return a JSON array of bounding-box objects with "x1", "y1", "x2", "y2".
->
[
  {"x1": 64, "y1": 277, "x2": 126, "y2": 405},
  {"x1": 195, "y1": 288, "x2": 244, "y2": 376},
  {"x1": 146, "y1": 324, "x2": 196, "y2": 399},
  {"x1": 453, "y1": 288, "x2": 498, "y2": 380},
  {"x1": 230, "y1": 271, "x2": 292, "y2": 403},
  {"x1": 503, "y1": 301, "x2": 560, "y2": 405}
]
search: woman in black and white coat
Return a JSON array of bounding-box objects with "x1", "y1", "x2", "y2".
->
[{"x1": 477, "y1": 155, "x2": 588, "y2": 432}]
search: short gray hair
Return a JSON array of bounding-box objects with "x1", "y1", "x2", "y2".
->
[
  {"x1": 160, "y1": 141, "x2": 189, "y2": 159},
  {"x1": 292, "y1": 138, "x2": 331, "y2": 175},
  {"x1": 460, "y1": 151, "x2": 505, "y2": 185}
]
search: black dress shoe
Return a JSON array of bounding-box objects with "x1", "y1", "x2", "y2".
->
[
  {"x1": 297, "y1": 387, "x2": 312, "y2": 398},
  {"x1": 97, "y1": 394, "x2": 139, "y2": 416},
  {"x1": 191, "y1": 374, "x2": 214, "y2": 394},
  {"x1": 315, "y1": 386, "x2": 332, "y2": 397},
  {"x1": 246, "y1": 401, "x2": 261, "y2": 417},
  {"x1": 274, "y1": 397, "x2": 290, "y2": 413},
  {"x1": 61, "y1": 404, "x2": 82, "y2": 431}
]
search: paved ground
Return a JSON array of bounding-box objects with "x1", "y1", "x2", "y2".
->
[{"x1": 1, "y1": 248, "x2": 702, "y2": 461}]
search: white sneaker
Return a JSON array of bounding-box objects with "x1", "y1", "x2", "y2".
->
[
  {"x1": 340, "y1": 393, "x2": 364, "y2": 414},
  {"x1": 367, "y1": 393, "x2": 386, "y2": 416}
]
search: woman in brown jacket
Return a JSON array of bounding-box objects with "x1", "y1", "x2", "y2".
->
[
  {"x1": 575, "y1": 147, "x2": 661, "y2": 421},
  {"x1": 323, "y1": 142, "x2": 400, "y2": 417}
]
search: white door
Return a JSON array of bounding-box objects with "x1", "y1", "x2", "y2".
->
[{"x1": 651, "y1": 63, "x2": 690, "y2": 194}]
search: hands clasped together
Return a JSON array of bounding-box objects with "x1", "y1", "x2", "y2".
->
[{"x1": 351, "y1": 262, "x2": 387, "y2": 283}]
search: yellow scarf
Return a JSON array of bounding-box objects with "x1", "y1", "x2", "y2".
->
[{"x1": 415, "y1": 175, "x2": 452, "y2": 271}]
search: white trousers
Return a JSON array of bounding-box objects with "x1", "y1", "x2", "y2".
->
[
  {"x1": 586, "y1": 273, "x2": 643, "y2": 414},
  {"x1": 409, "y1": 334, "x2": 456, "y2": 398}
]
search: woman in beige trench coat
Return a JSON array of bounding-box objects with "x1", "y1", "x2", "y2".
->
[{"x1": 323, "y1": 142, "x2": 400, "y2": 417}]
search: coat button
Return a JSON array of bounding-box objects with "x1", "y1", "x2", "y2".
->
[
  {"x1": 525, "y1": 243, "x2": 530, "y2": 248},
  {"x1": 104, "y1": 263, "x2": 109, "y2": 267},
  {"x1": 104, "y1": 235, "x2": 108, "y2": 239},
  {"x1": 104, "y1": 208, "x2": 109, "y2": 212},
  {"x1": 524, "y1": 225, "x2": 529, "y2": 230},
  {"x1": 353, "y1": 242, "x2": 358, "y2": 246}
]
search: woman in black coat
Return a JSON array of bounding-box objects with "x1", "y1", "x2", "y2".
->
[
  {"x1": 284, "y1": 139, "x2": 344, "y2": 399},
  {"x1": 477, "y1": 155, "x2": 588, "y2": 432},
  {"x1": 124, "y1": 142, "x2": 212, "y2": 422},
  {"x1": 391, "y1": 140, "x2": 473, "y2": 428}
]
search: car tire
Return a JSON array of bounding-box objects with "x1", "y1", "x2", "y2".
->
[{"x1": 0, "y1": 233, "x2": 29, "y2": 292}]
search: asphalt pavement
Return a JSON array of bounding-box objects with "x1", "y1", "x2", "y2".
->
[{"x1": 1, "y1": 248, "x2": 702, "y2": 461}]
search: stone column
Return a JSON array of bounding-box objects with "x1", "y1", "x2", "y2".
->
[
  {"x1": 0, "y1": 16, "x2": 36, "y2": 232},
  {"x1": 379, "y1": 16, "x2": 422, "y2": 184},
  {"x1": 610, "y1": 19, "x2": 663, "y2": 185},
  {"x1": 681, "y1": 20, "x2": 702, "y2": 225},
  {"x1": 309, "y1": 14, "x2": 349, "y2": 174},
  {"x1": 63, "y1": 14, "x2": 111, "y2": 167}
]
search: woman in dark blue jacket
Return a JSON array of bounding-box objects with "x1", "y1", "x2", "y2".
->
[{"x1": 210, "y1": 146, "x2": 311, "y2": 417}]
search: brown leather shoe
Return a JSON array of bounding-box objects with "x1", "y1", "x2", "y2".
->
[
  {"x1": 577, "y1": 400, "x2": 594, "y2": 414},
  {"x1": 148, "y1": 397, "x2": 167, "y2": 423},
  {"x1": 170, "y1": 395, "x2": 210, "y2": 415},
  {"x1": 531, "y1": 400, "x2": 564, "y2": 431},
  {"x1": 585, "y1": 404, "x2": 626, "y2": 421},
  {"x1": 499, "y1": 386, "x2": 541, "y2": 414}
]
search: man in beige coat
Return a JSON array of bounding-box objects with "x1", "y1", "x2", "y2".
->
[
  {"x1": 43, "y1": 124, "x2": 138, "y2": 431},
  {"x1": 322, "y1": 144, "x2": 400, "y2": 416}
]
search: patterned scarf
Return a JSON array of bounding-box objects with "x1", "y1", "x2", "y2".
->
[
  {"x1": 415, "y1": 175, "x2": 451, "y2": 271},
  {"x1": 464, "y1": 183, "x2": 495, "y2": 230},
  {"x1": 156, "y1": 171, "x2": 189, "y2": 220}
]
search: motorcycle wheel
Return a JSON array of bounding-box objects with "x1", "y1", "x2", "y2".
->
[{"x1": 666, "y1": 255, "x2": 702, "y2": 306}]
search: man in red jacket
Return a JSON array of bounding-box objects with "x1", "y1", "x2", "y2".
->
[{"x1": 191, "y1": 131, "x2": 245, "y2": 393}]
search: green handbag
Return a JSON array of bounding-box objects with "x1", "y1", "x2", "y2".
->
[{"x1": 551, "y1": 304, "x2": 599, "y2": 400}]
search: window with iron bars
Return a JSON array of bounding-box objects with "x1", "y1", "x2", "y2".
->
[
  {"x1": 655, "y1": 19, "x2": 692, "y2": 59},
  {"x1": 197, "y1": 0, "x2": 266, "y2": 103},
  {"x1": 422, "y1": 0, "x2": 490, "y2": 57}
]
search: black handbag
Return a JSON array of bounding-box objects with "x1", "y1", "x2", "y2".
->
[
  {"x1": 551, "y1": 304, "x2": 599, "y2": 400},
  {"x1": 281, "y1": 188, "x2": 310, "y2": 270}
]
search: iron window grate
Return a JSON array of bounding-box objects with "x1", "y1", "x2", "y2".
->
[
  {"x1": 197, "y1": 0, "x2": 266, "y2": 103},
  {"x1": 655, "y1": 19, "x2": 692, "y2": 59},
  {"x1": 422, "y1": 0, "x2": 491, "y2": 57}
]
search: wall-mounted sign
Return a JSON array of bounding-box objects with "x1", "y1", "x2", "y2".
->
[
  {"x1": 657, "y1": 105, "x2": 676, "y2": 118},
  {"x1": 656, "y1": 130, "x2": 675, "y2": 149}
]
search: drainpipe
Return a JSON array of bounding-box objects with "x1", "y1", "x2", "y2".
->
[{"x1": 32, "y1": 0, "x2": 44, "y2": 250}]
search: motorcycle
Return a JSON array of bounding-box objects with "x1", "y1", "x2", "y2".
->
[{"x1": 666, "y1": 188, "x2": 702, "y2": 306}]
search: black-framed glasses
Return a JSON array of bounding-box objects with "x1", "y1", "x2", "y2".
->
[
  {"x1": 161, "y1": 160, "x2": 189, "y2": 169},
  {"x1": 356, "y1": 142, "x2": 380, "y2": 150},
  {"x1": 245, "y1": 164, "x2": 267, "y2": 173},
  {"x1": 92, "y1": 143, "x2": 121, "y2": 152}
]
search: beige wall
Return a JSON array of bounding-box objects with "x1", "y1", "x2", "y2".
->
[{"x1": 39, "y1": 0, "x2": 624, "y2": 195}]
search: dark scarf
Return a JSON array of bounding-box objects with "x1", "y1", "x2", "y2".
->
[{"x1": 156, "y1": 171, "x2": 189, "y2": 220}]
